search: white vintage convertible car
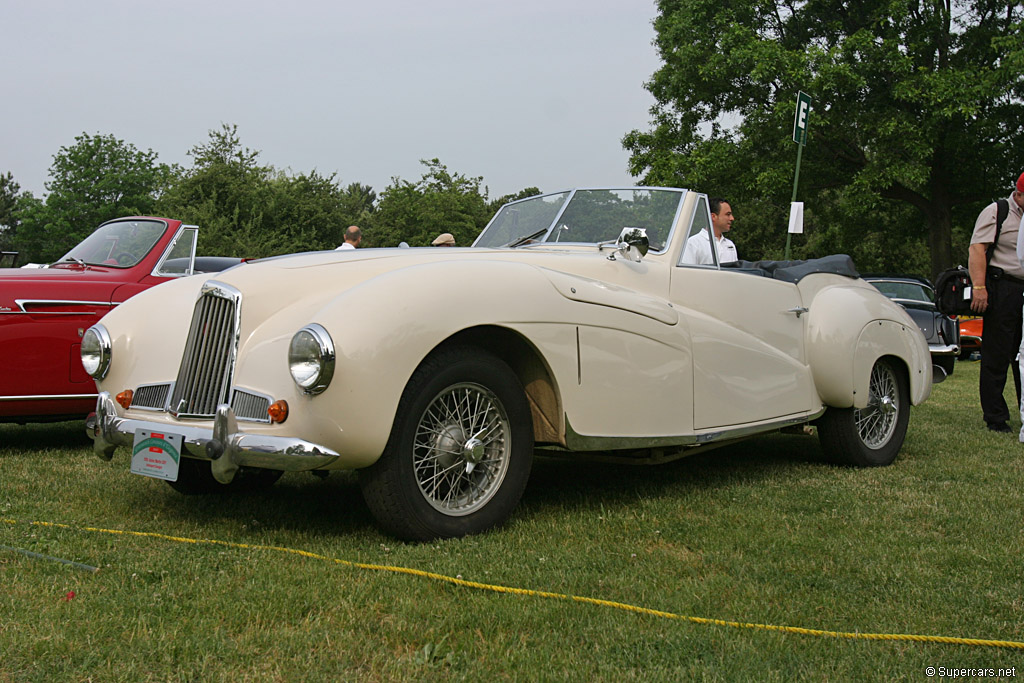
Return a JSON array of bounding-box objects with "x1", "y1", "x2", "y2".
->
[{"x1": 86, "y1": 187, "x2": 931, "y2": 540}]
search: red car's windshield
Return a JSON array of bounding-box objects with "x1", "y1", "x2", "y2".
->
[{"x1": 55, "y1": 220, "x2": 166, "y2": 268}]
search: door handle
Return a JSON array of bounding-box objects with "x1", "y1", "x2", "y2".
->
[{"x1": 787, "y1": 306, "x2": 809, "y2": 318}]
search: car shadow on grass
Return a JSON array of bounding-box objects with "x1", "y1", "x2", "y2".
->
[
  {"x1": 0, "y1": 419, "x2": 91, "y2": 451},
  {"x1": 521, "y1": 432, "x2": 828, "y2": 514},
  {"x1": 111, "y1": 432, "x2": 828, "y2": 541}
]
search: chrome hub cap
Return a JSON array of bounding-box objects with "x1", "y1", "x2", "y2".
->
[
  {"x1": 855, "y1": 363, "x2": 899, "y2": 449},
  {"x1": 413, "y1": 383, "x2": 512, "y2": 516}
]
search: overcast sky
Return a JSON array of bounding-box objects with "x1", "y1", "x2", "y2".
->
[{"x1": 1, "y1": 0, "x2": 662, "y2": 201}]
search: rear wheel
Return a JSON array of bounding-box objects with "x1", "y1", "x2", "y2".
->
[
  {"x1": 359, "y1": 347, "x2": 534, "y2": 541},
  {"x1": 166, "y1": 457, "x2": 283, "y2": 495},
  {"x1": 816, "y1": 358, "x2": 909, "y2": 466}
]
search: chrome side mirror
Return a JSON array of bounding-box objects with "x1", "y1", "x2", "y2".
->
[{"x1": 616, "y1": 227, "x2": 649, "y2": 262}]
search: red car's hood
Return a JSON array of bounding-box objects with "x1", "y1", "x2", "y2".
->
[{"x1": 0, "y1": 264, "x2": 130, "y2": 309}]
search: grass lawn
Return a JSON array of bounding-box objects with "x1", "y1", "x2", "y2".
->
[{"x1": 2, "y1": 359, "x2": 1023, "y2": 680}]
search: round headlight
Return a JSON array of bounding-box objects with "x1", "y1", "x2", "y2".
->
[
  {"x1": 81, "y1": 324, "x2": 112, "y2": 379},
  {"x1": 288, "y1": 324, "x2": 335, "y2": 394}
]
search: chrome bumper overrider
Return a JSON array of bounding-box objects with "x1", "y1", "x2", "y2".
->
[{"x1": 89, "y1": 391, "x2": 340, "y2": 484}]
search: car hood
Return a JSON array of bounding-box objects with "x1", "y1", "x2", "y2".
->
[{"x1": 0, "y1": 264, "x2": 134, "y2": 309}]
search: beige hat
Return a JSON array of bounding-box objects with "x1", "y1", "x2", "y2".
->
[{"x1": 431, "y1": 233, "x2": 456, "y2": 246}]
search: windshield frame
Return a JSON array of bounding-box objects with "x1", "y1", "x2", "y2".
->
[
  {"x1": 54, "y1": 218, "x2": 169, "y2": 268},
  {"x1": 472, "y1": 187, "x2": 686, "y2": 254}
]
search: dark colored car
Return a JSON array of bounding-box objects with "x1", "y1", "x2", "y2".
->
[
  {"x1": 0, "y1": 217, "x2": 243, "y2": 423},
  {"x1": 863, "y1": 275, "x2": 959, "y2": 382}
]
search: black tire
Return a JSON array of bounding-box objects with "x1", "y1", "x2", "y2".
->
[
  {"x1": 816, "y1": 358, "x2": 910, "y2": 467},
  {"x1": 935, "y1": 355, "x2": 955, "y2": 378},
  {"x1": 359, "y1": 347, "x2": 534, "y2": 541},
  {"x1": 166, "y1": 457, "x2": 283, "y2": 495}
]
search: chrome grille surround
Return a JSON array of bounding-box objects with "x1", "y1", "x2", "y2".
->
[
  {"x1": 169, "y1": 281, "x2": 242, "y2": 419},
  {"x1": 231, "y1": 388, "x2": 272, "y2": 423},
  {"x1": 131, "y1": 383, "x2": 172, "y2": 411}
]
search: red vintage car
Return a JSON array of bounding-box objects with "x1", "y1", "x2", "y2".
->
[{"x1": 0, "y1": 217, "x2": 242, "y2": 423}]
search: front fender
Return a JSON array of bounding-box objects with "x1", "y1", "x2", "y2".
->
[{"x1": 231, "y1": 259, "x2": 586, "y2": 463}]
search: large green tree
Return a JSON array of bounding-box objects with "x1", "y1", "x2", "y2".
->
[
  {"x1": 367, "y1": 159, "x2": 492, "y2": 247},
  {"x1": 625, "y1": 0, "x2": 1024, "y2": 277},
  {"x1": 12, "y1": 134, "x2": 173, "y2": 262},
  {"x1": 156, "y1": 125, "x2": 363, "y2": 257}
]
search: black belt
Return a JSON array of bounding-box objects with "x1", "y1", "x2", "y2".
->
[{"x1": 998, "y1": 273, "x2": 1024, "y2": 286}]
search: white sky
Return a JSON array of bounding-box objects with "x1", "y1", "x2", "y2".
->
[{"x1": 1, "y1": 0, "x2": 662, "y2": 201}]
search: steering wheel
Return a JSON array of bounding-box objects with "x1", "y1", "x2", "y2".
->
[{"x1": 115, "y1": 252, "x2": 135, "y2": 266}]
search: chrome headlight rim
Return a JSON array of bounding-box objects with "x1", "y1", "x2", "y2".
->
[
  {"x1": 288, "y1": 323, "x2": 335, "y2": 395},
  {"x1": 81, "y1": 324, "x2": 112, "y2": 379}
]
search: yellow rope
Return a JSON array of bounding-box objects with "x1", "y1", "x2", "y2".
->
[{"x1": 4, "y1": 517, "x2": 1022, "y2": 650}]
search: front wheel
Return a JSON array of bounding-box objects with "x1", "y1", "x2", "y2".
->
[
  {"x1": 816, "y1": 358, "x2": 910, "y2": 466},
  {"x1": 359, "y1": 347, "x2": 534, "y2": 541}
]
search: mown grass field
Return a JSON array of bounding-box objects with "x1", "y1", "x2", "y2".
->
[{"x1": 2, "y1": 360, "x2": 1023, "y2": 681}]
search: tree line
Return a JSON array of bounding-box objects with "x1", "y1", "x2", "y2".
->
[
  {"x1": 0, "y1": 125, "x2": 540, "y2": 264},
  {"x1": 3, "y1": 0, "x2": 1021, "y2": 278}
]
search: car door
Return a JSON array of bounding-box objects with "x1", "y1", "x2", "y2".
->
[{"x1": 670, "y1": 197, "x2": 818, "y2": 430}]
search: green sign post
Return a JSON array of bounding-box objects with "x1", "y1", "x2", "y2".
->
[{"x1": 786, "y1": 91, "x2": 811, "y2": 259}]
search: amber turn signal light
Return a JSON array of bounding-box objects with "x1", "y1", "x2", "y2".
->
[
  {"x1": 115, "y1": 389, "x2": 133, "y2": 410},
  {"x1": 268, "y1": 400, "x2": 288, "y2": 423}
]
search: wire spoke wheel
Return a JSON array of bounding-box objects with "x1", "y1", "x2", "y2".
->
[
  {"x1": 413, "y1": 382, "x2": 512, "y2": 515},
  {"x1": 816, "y1": 357, "x2": 909, "y2": 467},
  {"x1": 854, "y1": 361, "x2": 900, "y2": 449},
  {"x1": 360, "y1": 347, "x2": 534, "y2": 541}
]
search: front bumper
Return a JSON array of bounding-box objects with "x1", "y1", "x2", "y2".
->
[{"x1": 88, "y1": 391, "x2": 340, "y2": 484}]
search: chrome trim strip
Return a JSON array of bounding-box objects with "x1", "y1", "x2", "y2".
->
[
  {"x1": 90, "y1": 393, "x2": 339, "y2": 483},
  {"x1": 0, "y1": 393, "x2": 98, "y2": 402},
  {"x1": 10, "y1": 299, "x2": 114, "y2": 313},
  {"x1": 563, "y1": 409, "x2": 827, "y2": 451}
]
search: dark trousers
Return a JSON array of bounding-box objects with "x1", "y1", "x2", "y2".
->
[{"x1": 980, "y1": 276, "x2": 1024, "y2": 425}]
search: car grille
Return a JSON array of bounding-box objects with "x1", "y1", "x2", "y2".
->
[
  {"x1": 132, "y1": 383, "x2": 171, "y2": 411},
  {"x1": 168, "y1": 282, "x2": 241, "y2": 418},
  {"x1": 231, "y1": 389, "x2": 271, "y2": 423}
]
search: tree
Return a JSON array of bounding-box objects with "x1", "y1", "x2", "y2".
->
[
  {"x1": 11, "y1": 134, "x2": 174, "y2": 262},
  {"x1": 367, "y1": 159, "x2": 492, "y2": 247},
  {"x1": 624, "y1": 0, "x2": 1024, "y2": 277},
  {"x1": 0, "y1": 172, "x2": 34, "y2": 251},
  {"x1": 488, "y1": 187, "x2": 543, "y2": 215},
  {"x1": 156, "y1": 125, "x2": 364, "y2": 257}
]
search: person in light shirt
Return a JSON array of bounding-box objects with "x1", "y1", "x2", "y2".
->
[
  {"x1": 335, "y1": 225, "x2": 362, "y2": 250},
  {"x1": 681, "y1": 198, "x2": 737, "y2": 265}
]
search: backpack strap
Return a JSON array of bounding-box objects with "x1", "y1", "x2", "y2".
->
[{"x1": 986, "y1": 198, "x2": 1009, "y2": 264}]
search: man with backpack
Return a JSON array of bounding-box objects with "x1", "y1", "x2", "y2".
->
[{"x1": 969, "y1": 172, "x2": 1024, "y2": 433}]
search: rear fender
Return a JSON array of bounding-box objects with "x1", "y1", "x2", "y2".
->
[{"x1": 806, "y1": 285, "x2": 931, "y2": 409}]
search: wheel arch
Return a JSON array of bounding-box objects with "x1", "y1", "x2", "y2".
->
[{"x1": 424, "y1": 325, "x2": 564, "y2": 446}]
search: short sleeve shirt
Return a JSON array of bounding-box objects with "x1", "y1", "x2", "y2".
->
[{"x1": 972, "y1": 193, "x2": 1024, "y2": 278}]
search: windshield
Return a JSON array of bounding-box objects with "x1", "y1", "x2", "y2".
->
[
  {"x1": 474, "y1": 188, "x2": 683, "y2": 251},
  {"x1": 56, "y1": 219, "x2": 166, "y2": 268},
  {"x1": 474, "y1": 192, "x2": 571, "y2": 248},
  {"x1": 869, "y1": 280, "x2": 934, "y2": 303}
]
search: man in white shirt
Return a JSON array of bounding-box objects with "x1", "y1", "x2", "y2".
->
[
  {"x1": 681, "y1": 198, "x2": 737, "y2": 265},
  {"x1": 335, "y1": 225, "x2": 362, "y2": 250}
]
